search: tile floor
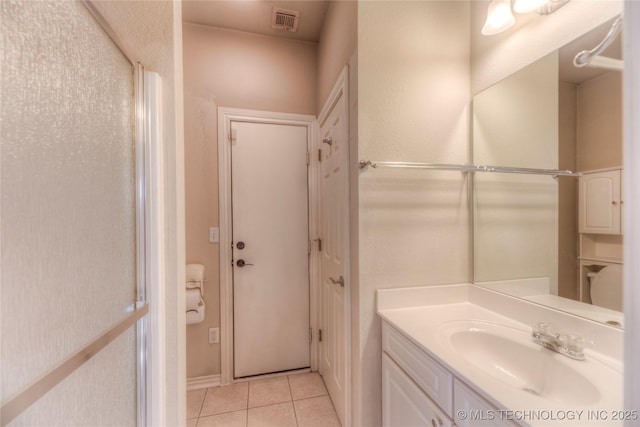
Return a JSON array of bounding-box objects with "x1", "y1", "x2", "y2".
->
[{"x1": 187, "y1": 372, "x2": 341, "y2": 427}]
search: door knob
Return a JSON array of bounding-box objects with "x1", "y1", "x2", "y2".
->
[
  {"x1": 237, "y1": 241, "x2": 245, "y2": 249},
  {"x1": 329, "y1": 276, "x2": 344, "y2": 287},
  {"x1": 236, "y1": 259, "x2": 253, "y2": 268}
]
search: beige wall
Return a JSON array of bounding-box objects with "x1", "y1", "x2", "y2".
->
[
  {"x1": 558, "y1": 82, "x2": 579, "y2": 299},
  {"x1": 357, "y1": 2, "x2": 471, "y2": 426},
  {"x1": 317, "y1": 1, "x2": 357, "y2": 112},
  {"x1": 577, "y1": 71, "x2": 623, "y2": 171},
  {"x1": 182, "y1": 23, "x2": 318, "y2": 378},
  {"x1": 184, "y1": 24, "x2": 317, "y2": 115},
  {"x1": 90, "y1": 1, "x2": 186, "y2": 424}
]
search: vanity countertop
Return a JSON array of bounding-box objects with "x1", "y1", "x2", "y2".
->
[{"x1": 377, "y1": 284, "x2": 625, "y2": 426}]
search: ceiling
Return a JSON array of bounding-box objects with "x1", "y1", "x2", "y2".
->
[{"x1": 182, "y1": 0, "x2": 330, "y2": 43}]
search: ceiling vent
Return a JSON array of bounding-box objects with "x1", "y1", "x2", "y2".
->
[{"x1": 271, "y1": 7, "x2": 299, "y2": 32}]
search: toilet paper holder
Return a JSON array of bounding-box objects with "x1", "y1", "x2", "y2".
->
[
  {"x1": 186, "y1": 263, "x2": 206, "y2": 297},
  {"x1": 186, "y1": 279, "x2": 205, "y2": 297}
]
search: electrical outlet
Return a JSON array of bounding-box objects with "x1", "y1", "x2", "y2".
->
[
  {"x1": 209, "y1": 227, "x2": 219, "y2": 243},
  {"x1": 208, "y1": 327, "x2": 219, "y2": 344}
]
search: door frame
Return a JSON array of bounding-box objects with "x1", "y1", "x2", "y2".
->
[{"x1": 218, "y1": 107, "x2": 317, "y2": 384}]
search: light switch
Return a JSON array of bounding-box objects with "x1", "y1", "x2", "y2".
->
[{"x1": 209, "y1": 227, "x2": 219, "y2": 243}]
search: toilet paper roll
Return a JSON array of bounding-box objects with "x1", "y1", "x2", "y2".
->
[
  {"x1": 186, "y1": 288, "x2": 203, "y2": 310},
  {"x1": 186, "y1": 303, "x2": 205, "y2": 325},
  {"x1": 186, "y1": 288, "x2": 205, "y2": 325}
]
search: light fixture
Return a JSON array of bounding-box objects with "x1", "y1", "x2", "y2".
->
[
  {"x1": 481, "y1": 0, "x2": 571, "y2": 36},
  {"x1": 513, "y1": 0, "x2": 548, "y2": 14},
  {"x1": 481, "y1": 0, "x2": 515, "y2": 36}
]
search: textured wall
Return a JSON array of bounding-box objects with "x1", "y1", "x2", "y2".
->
[
  {"x1": 1, "y1": 1, "x2": 137, "y2": 424},
  {"x1": 356, "y1": 2, "x2": 471, "y2": 425},
  {"x1": 317, "y1": 1, "x2": 357, "y2": 113}
]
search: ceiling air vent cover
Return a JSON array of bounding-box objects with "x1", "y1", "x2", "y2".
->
[{"x1": 271, "y1": 7, "x2": 299, "y2": 32}]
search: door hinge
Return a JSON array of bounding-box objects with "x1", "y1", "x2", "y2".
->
[
  {"x1": 316, "y1": 238, "x2": 322, "y2": 251},
  {"x1": 318, "y1": 149, "x2": 322, "y2": 162},
  {"x1": 308, "y1": 240, "x2": 312, "y2": 254},
  {"x1": 318, "y1": 329, "x2": 323, "y2": 342},
  {"x1": 309, "y1": 328, "x2": 313, "y2": 343},
  {"x1": 306, "y1": 151, "x2": 310, "y2": 165}
]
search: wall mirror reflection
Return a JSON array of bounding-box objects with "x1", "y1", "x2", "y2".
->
[{"x1": 473, "y1": 17, "x2": 624, "y2": 328}]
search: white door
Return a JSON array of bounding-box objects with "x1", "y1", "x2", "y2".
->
[
  {"x1": 231, "y1": 120, "x2": 310, "y2": 378},
  {"x1": 319, "y1": 85, "x2": 349, "y2": 424}
]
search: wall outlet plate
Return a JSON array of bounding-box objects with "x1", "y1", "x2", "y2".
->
[{"x1": 208, "y1": 327, "x2": 219, "y2": 344}]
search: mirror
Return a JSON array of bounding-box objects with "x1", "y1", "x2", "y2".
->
[{"x1": 472, "y1": 17, "x2": 624, "y2": 327}]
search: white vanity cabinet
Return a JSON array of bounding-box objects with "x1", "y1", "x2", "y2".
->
[
  {"x1": 382, "y1": 321, "x2": 518, "y2": 427},
  {"x1": 383, "y1": 354, "x2": 454, "y2": 427},
  {"x1": 454, "y1": 379, "x2": 516, "y2": 427},
  {"x1": 579, "y1": 169, "x2": 622, "y2": 235}
]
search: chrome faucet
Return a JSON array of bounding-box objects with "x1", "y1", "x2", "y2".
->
[{"x1": 532, "y1": 322, "x2": 586, "y2": 360}]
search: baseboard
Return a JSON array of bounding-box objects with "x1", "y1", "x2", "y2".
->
[{"x1": 186, "y1": 374, "x2": 221, "y2": 391}]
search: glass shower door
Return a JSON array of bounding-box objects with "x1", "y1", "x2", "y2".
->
[{"x1": 1, "y1": 1, "x2": 146, "y2": 425}]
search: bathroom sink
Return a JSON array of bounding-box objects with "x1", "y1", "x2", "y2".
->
[{"x1": 438, "y1": 320, "x2": 601, "y2": 406}]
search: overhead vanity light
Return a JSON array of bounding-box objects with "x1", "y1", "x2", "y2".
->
[
  {"x1": 482, "y1": 0, "x2": 571, "y2": 36},
  {"x1": 513, "y1": 0, "x2": 548, "y2": 14},
  {"x1": 481, "y1": 0, "x2": 515, "y2": 36}
]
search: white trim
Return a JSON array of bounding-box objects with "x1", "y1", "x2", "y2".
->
[
  {"x1": 217, "y1": 108, "x2": 316, "y2": 385},
  {"x1": 186, "y1": 374, "x2": 221, "y2": 391},
  {"x1": 624, "y1": 0, "x2": 640, "y2": 412},
  {"x1": 316, "y1": 66, "x2": 352, "y2": 427},
  {"x1": 579, "y1": 166, "x2": 623, "y2": 175},
  {"x1": 143, "y1": 70, "x2": 166, "y2": 427},
  {"x1": 309, "y1": 121, "x2": 320, "y2": 373}
]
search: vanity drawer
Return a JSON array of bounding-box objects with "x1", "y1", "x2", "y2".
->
[
  {"x1": 382, "y1": 321, "x2": 453, "y2": 415},
  {"x1": 454, "y1": 379, "x2": 519, "y2": 427}
]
